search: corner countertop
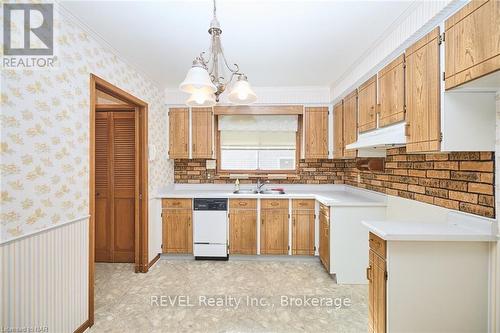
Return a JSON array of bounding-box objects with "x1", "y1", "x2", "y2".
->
[
  {"x1": 154, "y1": 184, "x2": 387, "y2": 207},
  {"x1": 362, "y1": 211, "x2": 498, "y2": 242}
]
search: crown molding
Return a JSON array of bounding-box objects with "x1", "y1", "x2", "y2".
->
[{"x1": 56, "y1": 1, "x2": 164, "y2": 91}]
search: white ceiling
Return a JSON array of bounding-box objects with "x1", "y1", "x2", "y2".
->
[{"x1": 60, "y1": 0, "x2": 415, "y2": 90}]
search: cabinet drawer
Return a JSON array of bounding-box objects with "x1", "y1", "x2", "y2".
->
[
  {"x1": 292, "y1": 199, "x2": 315, "y2": 210},
  {"x1": 162, "y1": 198, "x2": 192, "y2": 209},
  {"x1": 229, "y1": 199, "x2": 257, "y2": 209},
  {"x1": 369, "y1": 232, "x2": 386, "y2": 258},
  {"x1": 261, "y1": 199, "x2": 289, "y2": 209},
  {"x1": 319, "y1": 203, "x2": 330, "y2": 217}
]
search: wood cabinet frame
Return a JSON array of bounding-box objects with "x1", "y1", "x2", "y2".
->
[{"x1": 89, "y1": 74, "x2": 149, "y2": 328}]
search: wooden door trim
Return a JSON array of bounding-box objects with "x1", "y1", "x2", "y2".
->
[{"x1": 89, "y1": 74, "x2": 149, "y2": 327}]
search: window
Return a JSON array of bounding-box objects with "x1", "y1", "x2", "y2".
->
[{"x1": 218, "y1": 115, "x2": 298, "y2": 172}]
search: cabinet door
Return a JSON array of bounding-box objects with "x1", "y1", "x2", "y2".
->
[
  {"x1": 292, "y1": 209, "x2": 314, "y2": 255},
  {"x1": 304, "y1": 107, "x2": 329, "y2": 158},
  {"x1": 261, "y1": 208, "x2": 289, "y2": 255},
  {"x1": 192, "y1": 107, "x2": 213, "y2": 158},
  {"x1": 368, "y1": 250, "x2": 375, "y2": 333},
  {"x1": 358, "y1": 75, "x2": 377, "y2": 133},
  {"x1": 378, "y1": 54, "x2": 405, "y2": 127},
  {"x1": 370, "y1": 250, "x2": 387, "y2": 333},
  {"x1": 406, "y1": 27, "x2": 441, "y2": 153},
  {"x1": 445, "y1": 0, "x2": 500, "y2": 89},
  {"x1": 343, "y1": 91, "x2": 358, "y2": 158},
  {"x1": 333, "y1": 101, "x2": 344, "y2": 159},
  {"x1": 229, "y1": 208, "x2": 257, "y2": 255},
  {"x1": 168, "y1": 108, "x2": 189, "y2": 159},
  {"x1": 162, "y1": 209, "x2": 192, "y2": 253},
  {"x1": 319, "y1": 211, "x2": 329, "y2": 270}
]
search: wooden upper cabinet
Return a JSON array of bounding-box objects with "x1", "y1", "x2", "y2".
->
[
  {"x1": 169, "y1": 108, "x2": 189, "y2": 159},
  {"x1": 445, "y1": 0, "x2": 500, "y2": 89},
  {"x1": 405, "y1": 27, "x2": 441, "y2": 153},
  {"x1": 358, "y1": 75, "x2": 377, "y2": 133},
  {"x1": 304, "y1": 107, "x2": 329, "y2": 159},
  {"x1": 333, "y1": 101, "x2": 344, "y2": 159},
  {"x1": 378, "y1": 54, "x2": 405, "y2": 127},
  {"x1": 343, "y1": 91, "x2": 358, "y2": 158},
  {"x1": 192, "y1": 107, "x2": 213, "y2": 158}
]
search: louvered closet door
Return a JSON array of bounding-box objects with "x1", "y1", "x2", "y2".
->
[
  {"x1": 111, "y1": 112, "x2": 136, "y2": 262},
  {"x1": 95, "y1": 112, "x2": 111, "y2": 262},
  {"x1": 95, "y1": 111, "x2": 136, "y2": 263}
]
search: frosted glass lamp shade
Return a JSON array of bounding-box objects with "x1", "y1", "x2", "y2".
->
[
  {"x1": 179, "y1": 66, "x2": 217, "y2": 93},
  {"x1": 227, "y1": 77, "x2": 257, "y2": 105},
  {"x1": 186, "y1": 88, "x2": 216, "y2": 107}
]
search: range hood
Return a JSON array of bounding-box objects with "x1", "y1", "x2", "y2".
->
[{"x1": 346, "y1": 122, "x2": 406, "y2": 152}]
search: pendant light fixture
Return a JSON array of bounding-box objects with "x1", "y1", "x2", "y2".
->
[{"x1": 179, "y1": 0, "x2": 257, "y2": 106}]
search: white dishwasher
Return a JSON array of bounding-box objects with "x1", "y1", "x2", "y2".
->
[{"x1": 193, "y1": 198, "x2": 228, "y2": 260}]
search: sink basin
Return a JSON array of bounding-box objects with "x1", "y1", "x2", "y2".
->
[
  {"x1": 233, "y1": 189, "x2": 258, "y2": 194},
  {"x1": 259, "y1": 190, "x2": 286, "y2": 195}
]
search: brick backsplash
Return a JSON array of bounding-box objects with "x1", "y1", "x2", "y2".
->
[
  {"x1": 344, "y1": 147, "x2": 495, "y2": 218},
  {"x1": 173, "y1": 147, "x2": 495, "y2": 218},
  {"x1": 174, "y1": 159, "x2": 345, "y2": 184}
]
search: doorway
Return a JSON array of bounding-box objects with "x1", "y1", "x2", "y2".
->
[{"x1": 89, "y1": 74, "x2": 149, "y2": 326}]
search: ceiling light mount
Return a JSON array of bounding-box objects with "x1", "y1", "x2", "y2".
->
[{"x1": 179, "y1": 0, "x2": 256, "y2": 106}]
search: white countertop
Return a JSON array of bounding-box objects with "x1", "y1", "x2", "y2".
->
[
  {"x1": 362, "y1": 211, "x2": 498, "y2": 242},
  {"x1": 155, "y1": 184, "x2": 387, "y2": 207}
]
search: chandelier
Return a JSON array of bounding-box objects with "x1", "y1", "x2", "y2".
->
[{"x1": 179, "y1": 0, "x2": 257, "y2": 106}]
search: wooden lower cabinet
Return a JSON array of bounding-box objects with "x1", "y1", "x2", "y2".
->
[
  {"x1": 291, "y1": 199, "x2": 315, "y2": 255},
  {"x1": 162, "y1": 199, "x2": 193, "y2": 254},
  {"x1": 367, "y1": 232, "x2": 387, "y2": 333},
  {"x1": 229, "y1": 199, "x2": 257, "y2": 255},
  {"x1": 319, "y1": 204, "x2": 330, "y2": 271},
  {"x1": 261, "y1": 199, "x2": 289, "y2": 255}
]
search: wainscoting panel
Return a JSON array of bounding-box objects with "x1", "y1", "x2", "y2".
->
[{"x1": 1, "y1": 218, "x2": 89, "y2": 333}]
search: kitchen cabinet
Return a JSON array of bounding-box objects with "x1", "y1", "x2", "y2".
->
[
  {"x1": 304, "y1": 106, "x2": 329, "y2": 159},
  {"x1": 445, "y1": 0, "x2": 500, "y2": 90},
  {"x1": 291, "y1": 199, "x2": 315, "y2": 255},
  {"x1": 343, "y1": 90, "x2": 358, "y2": 158},
  {"x1": 364, "y1": 228, "x2": 491, "y2": 332},
  {"x1": 168, "y1": 108, "x2": 189, "y2": 159},
  {"x1": 192, "y1": 107, "x2": 213, "y2": 158},
  {"x1": 358, "y1": 75, "x2": 377, "y2": 133},
  {"x1": 333, "y1": 101, "x2": 344, "y2": 159},
  {"x1": 260, "y1": 199, "x2": 289, "y2": 255},
  {"x1": 162, "y1": 199, "x2": 192, "y2": 253},
  {"x1": 405, "y1": 27, "x2": 441, "y2": 153},
  {"x1": 378, "y1": 54, "x2": 405, "y2": 128},
  {"x1": 229, "y1": 199, "x2": 257, "y2": 255},
  {"x1": 367, "y1": 232, "x2": 386, "y2": 333},
  {"x1": 319, "y1": 203, "x2": 330, "y2": 271}
]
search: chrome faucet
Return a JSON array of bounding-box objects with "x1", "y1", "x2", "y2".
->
[{"x1": 256, "y1": 178, "x2": 270, "y2": 192}]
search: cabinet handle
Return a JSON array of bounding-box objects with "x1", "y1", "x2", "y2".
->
[
  {"x1": 193, "y1": 143, "x2": 196, "y2": 152},
  {"x1": 293, "y1": 218, "x2": 295, "y2": 226},
  {"x1": 239, "y1": 202, "x2": 248, "y2": 206},
  {"x1": 261, "y1": 218, "x2": 264, "y2": 225},
  {"x1": 366, "y1": 265, "x2": 372, "y2": 281}
]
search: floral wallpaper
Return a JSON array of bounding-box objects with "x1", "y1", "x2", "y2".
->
[{"x1": 0, "y1": 13, "x2": 173, "y2": 242}]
